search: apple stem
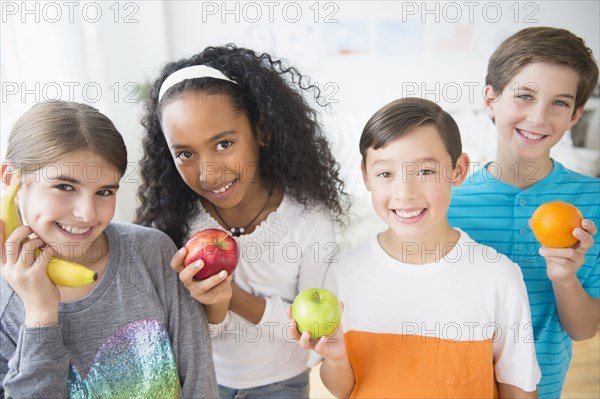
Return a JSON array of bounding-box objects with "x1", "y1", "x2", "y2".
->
[{"x1": 314, "y1": 291, "x2": 321, "y2": 303}]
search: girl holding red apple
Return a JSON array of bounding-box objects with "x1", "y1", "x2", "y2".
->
[{"x1": 136, "y1": 44, "x2": 348, "y2": 398}]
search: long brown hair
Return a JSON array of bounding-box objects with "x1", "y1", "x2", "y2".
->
[{"x1": 4, "y1": 101, "x2": 127, "y2": 176}]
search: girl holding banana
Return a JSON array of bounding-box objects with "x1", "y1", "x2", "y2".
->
[{"x1": 0, "y1": 101, "x2": 218, "y2": 398}]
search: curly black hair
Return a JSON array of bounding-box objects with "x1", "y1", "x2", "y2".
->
[{"x1": 135, "y1": 44, "x2": 348, "y2": 247}]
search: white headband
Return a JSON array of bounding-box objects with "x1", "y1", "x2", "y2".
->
[{"x1": 158, "y1": 65, "x2": 238, "y2": 102}]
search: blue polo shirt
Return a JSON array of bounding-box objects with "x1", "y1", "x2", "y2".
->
[{"x1": 448, "y1": 160, "x2": 600, "y2": 399}]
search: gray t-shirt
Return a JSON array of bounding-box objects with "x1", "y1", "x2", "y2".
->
[{"x1": 0, "y1": 222, "x2": 218, "y2": 398}]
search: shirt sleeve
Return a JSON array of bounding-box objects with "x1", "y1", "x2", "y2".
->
[
  {"x1": 257, "y1": 210, "x2": 337, "y2": 339},
  {"x1": 2, "y1": 324, "x2": 70, "y2": 398},
  {"x1": 581, "y1": 250, "x2": 600, "y2": 298},
  {"x1": 492, "y1": 262, "x2": 542, "y2": 392},
  {"x1": 156, "y1": 234, "x2": 219, "y2": 399}
]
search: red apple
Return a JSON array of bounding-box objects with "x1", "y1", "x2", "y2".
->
[{"x1": 183, "y1": 229, "x2": 239, "y2": 280}]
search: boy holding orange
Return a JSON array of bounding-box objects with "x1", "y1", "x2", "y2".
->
[{"x1": 448, "y1": 27, "x2": 600, "y2": 398}]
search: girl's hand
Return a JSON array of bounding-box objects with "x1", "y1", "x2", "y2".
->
[
  {"x1": 170, "y1": 247, "x2": 233, "y2": 306},
  {"x1": 540, "y1": 219, "x2": 597, "y2": 285},
  {"x1": 286, "y1": 305, "x2": 348, "y2": 362},
  {"x1": 0, "y1": 223, "x2": 60, "y2": 326}
]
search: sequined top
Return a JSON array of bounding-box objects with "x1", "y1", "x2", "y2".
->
[{"x1": 0, "y1": 222, "x2": 218, "y2": 398}]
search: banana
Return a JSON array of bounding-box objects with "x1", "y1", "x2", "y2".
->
[
  {"x1": 45, "y1": 256, "x2": 98, "y2": 288},
  {"x1": 1, "y1": 174, "x2": 98, "y2": 287},
  {"x1": 1, "y1": 174, "x2": 22, "y2": 243}
]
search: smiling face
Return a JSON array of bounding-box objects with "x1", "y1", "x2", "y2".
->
[
  {"x1": 362, "y1": 124, "x2": 469, "y2": 247},
  {"x1": 160, "y1": 92, "x2": 263, "y2": 209},
  {"x1": 16, "y1": 150, "x2": 120, "y2": 265},
  {"x1": 485, "y1": 62, "x2": 584, "y2": 169}
]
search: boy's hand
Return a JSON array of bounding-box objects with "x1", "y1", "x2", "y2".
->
[
  {"x1": 1, "y1": 224, "x2": 60, "y2": 326},
  {"x1": 539, "y1": 219, "x2": 597, "y2": 284},
  {"x1": 170, "y1": 246, "x2": 233, "y2": 306},
  {"x1": 286, "y1": 305, "x2": 348, "y2": 362}
]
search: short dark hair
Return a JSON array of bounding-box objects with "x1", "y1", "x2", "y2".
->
[
  {"x1": 359, "y1": 97, "x2": 462, "y2": 167},
  {"x1": 486, "y1": 27, "x2": 599, "y2": 112}
]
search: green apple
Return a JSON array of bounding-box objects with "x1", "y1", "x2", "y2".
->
[{"x1": 291, "y1": 288, "x2": 342, "y2": 339}]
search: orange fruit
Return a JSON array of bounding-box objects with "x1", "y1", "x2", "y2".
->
[{"x1": 530, "y1": 201, "x2": 583, "y2": 248}]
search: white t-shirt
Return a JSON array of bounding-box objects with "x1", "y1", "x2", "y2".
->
[
  {"x1": 188, "y1": 194, "x2": 336, "y2": 389},
  {"x1": 322, "y1": 229, "x2": 541, "y2": 397}
]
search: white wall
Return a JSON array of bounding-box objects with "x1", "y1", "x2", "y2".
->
[
  {"x1": 2, "y1": 1, "x2": 599, "y2": 225},
  {"x1": 163, "y1": 1, "x2": 599, "y2": 113}
]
